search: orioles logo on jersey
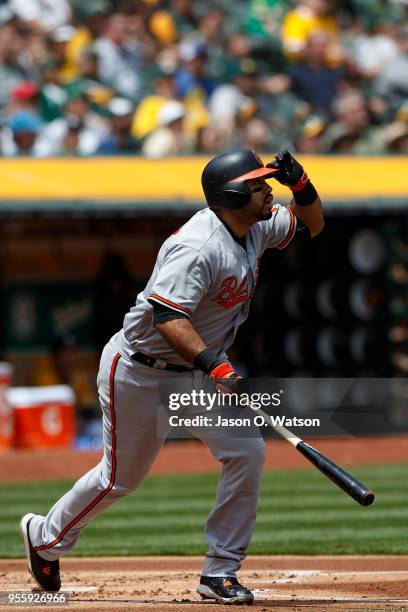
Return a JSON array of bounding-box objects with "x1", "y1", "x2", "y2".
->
[{"x1": 212, "y1": 275, "x2": 249, "y2": 308}]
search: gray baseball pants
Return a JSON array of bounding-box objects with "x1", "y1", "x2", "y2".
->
[{"x1": 29, "y1": 332, "x2": 265, "y2": 576}]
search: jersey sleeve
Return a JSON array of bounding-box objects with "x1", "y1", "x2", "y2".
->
[
  {"x1": 148, "y1": 244, "x2": 212, "y2": 318},
  {"x1": 260, "y1": 204, "x2": 297, "y2": 252}
]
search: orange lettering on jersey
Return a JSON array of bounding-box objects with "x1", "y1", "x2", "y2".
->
[{"x1": 212, "y1": 275, "x2": 249, "y2": 308}]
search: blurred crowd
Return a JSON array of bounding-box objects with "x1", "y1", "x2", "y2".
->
[{"x1": 0, "y1": 0, "x2": 407, "y2": 158}]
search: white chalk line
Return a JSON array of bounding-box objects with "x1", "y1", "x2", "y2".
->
[
  {"x1": 60, "y1": 586, "x2": 98, "y2": 593},
  {"x1": 253, "y1": 591, "x2": 408, "y2": 603},
  {"x1": 253, "y1": 569, "x2": 408, "y2": 584}
]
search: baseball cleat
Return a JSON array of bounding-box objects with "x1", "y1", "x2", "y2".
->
[
  {"x1": 20, "y1": 513, "x2": 61, "y2": 592},
  {"x1": 197, "y1": 576, "x2": 254, "y2": 605}
]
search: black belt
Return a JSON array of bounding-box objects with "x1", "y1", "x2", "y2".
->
[{"x1": 131, "y1": 351, "x2": 193, "y2": 372}]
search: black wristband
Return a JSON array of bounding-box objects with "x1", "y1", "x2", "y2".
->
[
  {"x1": 293, "y1": 181, "x2": 317, "y2": 206},
  {"x1": 193, "y1": 348, "x2": 223, "y2": 374}
]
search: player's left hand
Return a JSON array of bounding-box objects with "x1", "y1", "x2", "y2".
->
[{"x1": 267, "y1": 150, "x2": 309, "y2": 191}]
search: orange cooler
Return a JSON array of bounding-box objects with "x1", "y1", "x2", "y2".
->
[
  {"x1": 9, "y1": 385, "x2": 75, "y2": 449},
  {"x1": 0, "y1": 363, "x2": 13, "y2": 449}
]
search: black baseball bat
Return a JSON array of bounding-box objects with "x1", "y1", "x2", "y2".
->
[
  {"x1": 296, "y1": 440, "x2": 375, "y2": 506},
  {"x1": 247, "y1": 405, "x2": 375, "y2": 506}
]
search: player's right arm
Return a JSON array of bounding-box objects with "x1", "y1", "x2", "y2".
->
[
  {"x1": 154, "y1": 317, "x2": 206, "y2": 364},
  {"x1": 148, "y1": 244, "x2": 241, "y2": 390},
  {"x1": 156, "y1": 316, "x2": 242, "y2": 391}
]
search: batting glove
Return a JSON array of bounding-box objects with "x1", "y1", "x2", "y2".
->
[
  {"x1": 209, "y1": 362, "x2": 243, "y2": 395},
  {"x1": 194, "y1": 349, "x2": 246, "y2": 395},
  {"x1": 267, "y1": 150, "x2": 317, "y2": 206}
]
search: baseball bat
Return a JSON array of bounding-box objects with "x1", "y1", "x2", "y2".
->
[{"x1": 247, "y1": 404, "x2": 375, "y2": 506}]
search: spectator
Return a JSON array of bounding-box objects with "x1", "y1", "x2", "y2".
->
[
  {"x1": 323, "y1": 122, "x2": 360, "y2": 153},
  {"x1": 240, "y1": 115, "x2": 273, "y2": 151},
  {"x1": 45, "y1": 25, "x2": 77, "y2": 83},
  {"x1": 0, "y1": 21, "x2": 38, "y2": 117},
  {"x1": 131, "y1": 68, "x2": 178, "y2": 140},
  {"x1": 244, "y1": 0, "x2": 290, "y2": 72},
  {"x1": 197, "y1": 123, "x2": 229, "y2": 153},
  {"x1": 198, "y1": 7, "x2": 225, "y2": 45},
  {"x1": 154, "y1": 43, "x2": 180, "y2": 75},
  {"x1": 350, "y1": 19, "x2": 399, "y2": 79},
  {"x1": 93, "y1": 13, "x2": 143, "y2": 99},
  {"x1": 288, "y1": 30, "x2": 345, "y2": 117},
  {"x1": 35, "y1": 88, "x2": 109, "y2": 156},
  {"x1": 324, "y1": 90, "x2": 386, "y2": 154},
  {"x1": 208, "y1": 61, "x2": 258, "y2": 138},
  {"x1": 196, "y1": 7, "x2": 226, "y2": 80},
  {"x1": 141, "y1": 99, "x2": 195, "y2": 158},
  {"x1": 149, "y1": 0, "x2": 198, "y2": 46},
  {"x1": 38, "y1": 60, "x2": 68, "y2": 121},
  {"x1": 210, "y1": 50, "x2": 290, "y2": 142},
  {"x1": 8, "y1": 80, "x2": 40, "y2": 114},
  {"x1": 245, "y1": 0, "x2": 289, "y2": 42},
  {"x1": 70, "y1": 0, "x2": 112, "y2": 30},
  {"x1": 294, "y1": 114, "x2": 326, "y2": 153},
  {"x1": 66, "y1": 47, "x2": 114, "y2": 111},
  {"x1": 221, "y1": 32, "x2": 254, "y2": 81},
  {"x1": 373, "y1": 24, "x2": 408, "y2": 116},
  {"x1": 63, "y1": 1, "x2": 111, "y2": 83},
  {"x1": 148, "y1": 9, "x2": 177, "y2": 47},
  {"x1": 281, "y1": 0, "x2": 341, "y2": 65},
  {"x1": 121, "y1": 2, "x2": 157, "y2": 66},
  {"x1": 1, "y1": 109, "x2": 43, "y2": 156},
  {"x1": 8, "y1": 0, "x2": 72, "y2": 32},
  {"x1": 383, "y1": 122, "x2": 408, "y2": 153},
  {"x1": 96, "y1": 97, "x2": 139, "y2": 154},
  {"x1": 174, "y1": 37, "x2": 216, "y2": 100}
]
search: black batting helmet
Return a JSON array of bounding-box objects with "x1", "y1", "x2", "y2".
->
[{"x1": 201, "y1": 149, "x2": 277, "y2": 210}]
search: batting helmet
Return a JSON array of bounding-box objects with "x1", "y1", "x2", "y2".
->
[{"x1": 201, "y1": 149, "x2": 277, "y2": 210}]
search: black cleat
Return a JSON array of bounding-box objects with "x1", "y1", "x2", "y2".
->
[
  {"x1": 20, "y1": 513, "x2": 61, "y2": 592},
  {"x1": 197, "y1": 576, "x2": 254, "y2": 605}
]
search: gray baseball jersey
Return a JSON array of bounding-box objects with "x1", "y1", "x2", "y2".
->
[{"x1": 122, "y1": 205, "x2": 296, "y2": 364}]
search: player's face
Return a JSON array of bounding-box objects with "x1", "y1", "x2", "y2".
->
[{"x1": 245, "y1": 177, "x2": 274, "y2": 221}]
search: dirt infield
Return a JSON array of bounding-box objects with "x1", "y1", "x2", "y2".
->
[
  {"x1": 2, "y1": 435, "x2": 408, "y2": 482},
  {"x1": 2, "y1": 556, "x2": 408, "y2": 611}
]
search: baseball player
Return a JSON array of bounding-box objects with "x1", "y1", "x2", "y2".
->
[{"x1": 20, "y1": 149, "x2": 324, "y2": 604}]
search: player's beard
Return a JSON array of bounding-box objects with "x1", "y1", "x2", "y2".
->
[
  {"x1": 258, "y1": 195, "x2": 273, "y2": 221},
  {"x1": 256, "y1": 203, "x2": 273, "y2": 221}
]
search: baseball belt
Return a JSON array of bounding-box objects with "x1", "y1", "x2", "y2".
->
[{"x1": 131, "y1": 351, "x2": 193, "y2": 373}]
